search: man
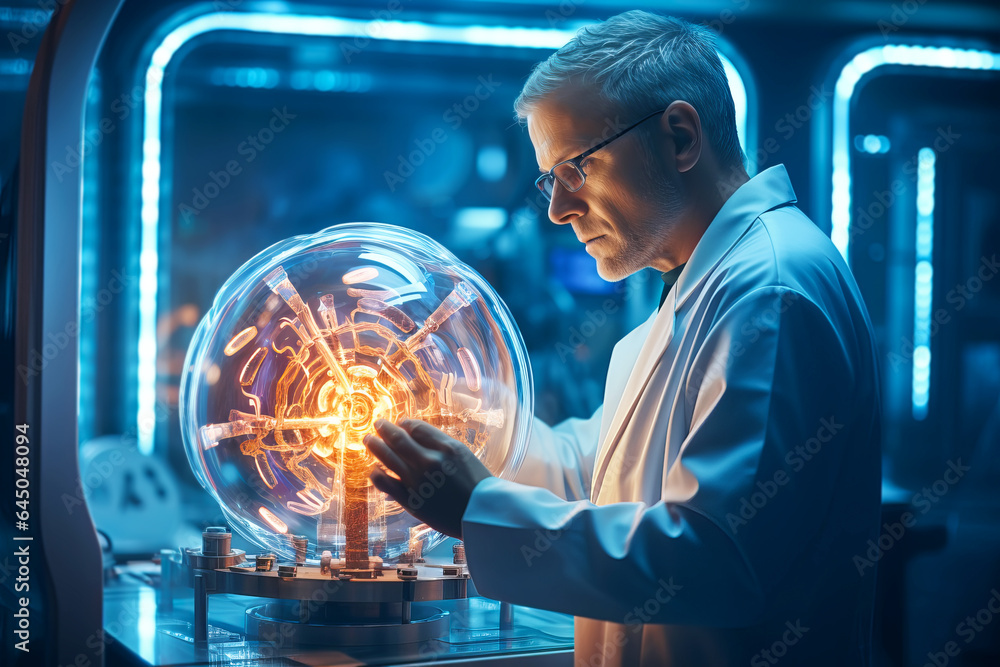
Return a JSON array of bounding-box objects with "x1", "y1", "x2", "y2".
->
[{"x1": 365, "y1": 11, "x2": 882, "y2": 666}]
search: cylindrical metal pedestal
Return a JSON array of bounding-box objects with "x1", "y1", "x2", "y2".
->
[{"x1": 246, "y1": 601, "x2": 449, "y2": 646}]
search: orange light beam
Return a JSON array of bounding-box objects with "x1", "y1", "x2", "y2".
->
[{"x1": 264, "y1": 266, "x2": 351, "y2": 389}]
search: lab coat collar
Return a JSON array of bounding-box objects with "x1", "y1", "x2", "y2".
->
[
  {"x1": 671, "y1": 164, "x2": 797, "y2": 312},
  {"x1": 592, "y1": 165, "x2": 797, "y2": 497}
]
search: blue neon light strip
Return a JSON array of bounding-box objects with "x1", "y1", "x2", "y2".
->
[
  {"x1": 855, "y1": 133, "x2": 890, "y2": 154},
  {"x1": 830, "y1": 43, "x2": 998, "y2": 425},
  {"x1": 831, "y1": 44, "x2": 999, "y2": 262},
  {"x1": 911, "y1": 147, "x2": 935, "y2": 420},
  {"x1": 138, "y1": 12, "x2": 751, "y2": 454}
]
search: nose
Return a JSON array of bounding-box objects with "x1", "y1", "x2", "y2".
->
[{"x1": 547, "y1": 180, "x2": 588, "y2": 225}]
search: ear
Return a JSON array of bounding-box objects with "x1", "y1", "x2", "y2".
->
[{"x1": 661, "y1": 100, "x2": 702, "y2": 173}]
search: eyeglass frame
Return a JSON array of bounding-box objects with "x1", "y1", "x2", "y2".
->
[{"x1": 534, "y1": 107, "x2": 667, "y2": 201}]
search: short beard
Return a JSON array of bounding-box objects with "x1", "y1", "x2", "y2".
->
[{"x1": 596, "y1": 146, "x2": 685, "y2": 282}]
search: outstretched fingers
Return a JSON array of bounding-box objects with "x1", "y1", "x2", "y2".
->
[
  {"x1": 370, "y1": 466, "x2": 407, "y2": 503},
  {"x1": 400, "y1": 419, "x2": 458, "y2": 453},
  {"x1": 372, "y1": 419, "x2": 431, "y2": 464},
  {"x1": 363, "y1": 432, "x2": 409, "y2": 482}
]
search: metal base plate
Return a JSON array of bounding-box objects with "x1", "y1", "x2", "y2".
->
[
  {"x1": 199, "y1": 562, "x2": 469, "y2": 603},
  {"x1": 245, "y1": 601, "x2": 449, "y2": 646}
]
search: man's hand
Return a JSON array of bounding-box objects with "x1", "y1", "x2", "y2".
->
[{"x1": 364, "y1": 419, "x2": 493, "y2": 539}]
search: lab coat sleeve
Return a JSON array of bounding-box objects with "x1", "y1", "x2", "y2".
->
[
  {"x1": 462, "y1": 286, "x2": 858, "y2": 627},
  {"x1": 510, "y1": 408, "x2": 603, "y2": 501}
]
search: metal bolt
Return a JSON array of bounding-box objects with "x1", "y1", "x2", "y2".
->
[
  {"x1": 202, "y1": 528, "x2": 231, "y2": 556},
  {"x1": 255, "y1": 554, "x2": 276, "y2": 572},
  {"x1": 290, "y1": 535, "x2": 309, "y2": 564}
]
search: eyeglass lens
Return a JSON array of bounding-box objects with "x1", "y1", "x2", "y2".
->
[{"x1": 537, "y1": 161, "x2": 586, "y2": 199}]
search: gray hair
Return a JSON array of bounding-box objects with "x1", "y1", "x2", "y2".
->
[{"x1": 514, "y1": 11, "x2": 744, "y2": 168}]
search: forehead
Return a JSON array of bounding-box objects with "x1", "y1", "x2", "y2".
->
[{"x1": 525, "y1": 85, "x2": 617, "y2": 168}]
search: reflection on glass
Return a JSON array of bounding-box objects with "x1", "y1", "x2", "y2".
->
[{"x1": 181, "y1": 223, "x2": 532, "y2": 563}]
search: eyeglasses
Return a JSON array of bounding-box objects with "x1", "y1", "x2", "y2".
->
[{"x1": 534, "y1": 108, "x2": 666, "y2": 202}]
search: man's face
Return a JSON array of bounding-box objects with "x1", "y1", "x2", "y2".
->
[{"x1": 527, "y1": 86, "x2": 686, "y2": 281}]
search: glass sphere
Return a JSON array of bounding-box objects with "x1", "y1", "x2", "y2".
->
[{"x1": 180, "y1": 223, "x2": 532, "y2": 563}]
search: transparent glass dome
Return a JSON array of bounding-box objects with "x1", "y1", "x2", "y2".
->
[{"x1": 180, "y1": 223, "x2": 532, "y2": 563}]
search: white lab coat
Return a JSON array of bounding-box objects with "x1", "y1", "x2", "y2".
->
[{"x1": 462, "y1": 165, "x2": 882, "y2": 666}]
